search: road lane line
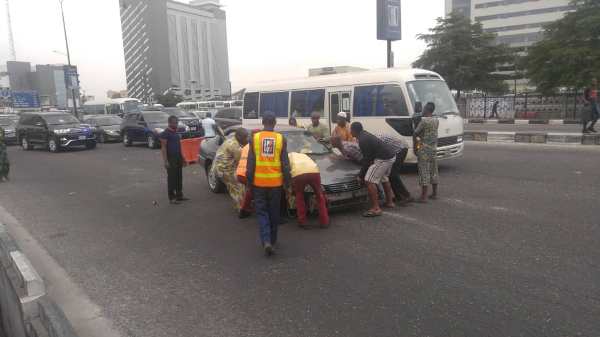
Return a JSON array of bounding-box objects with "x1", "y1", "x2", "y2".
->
[
  {"x1": 381, "y1": 211, "x2": 446, "y2": 232},
  {"x1": 0, "y1": 204, "x2": 124, "y2": 337}
]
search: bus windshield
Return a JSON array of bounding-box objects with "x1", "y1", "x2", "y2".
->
[
  {"x1": 407, "y1": 80, "x2": 459, "y2": 116},
  {"x1": 123, "y1": 100, "x2": 141, "y2": 114}
]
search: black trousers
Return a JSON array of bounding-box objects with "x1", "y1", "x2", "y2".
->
[
  {"x1": 389, "y1": 148, "x2": 411, "y2": 200},
  {"x1": 167, "y1": 156, "x2": 183, "y2": 200}
]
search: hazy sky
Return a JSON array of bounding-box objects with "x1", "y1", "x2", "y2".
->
[{"x1": 0, "y1": 0, "x2": 444, "y2": 98}]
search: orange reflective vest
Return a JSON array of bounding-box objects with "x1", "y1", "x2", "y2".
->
[
  {"x1": 236, "y1": 144, "x2": 249, "y2": 182},
  {"x1": 252, "y1": 131, "x2": 284, "y2": 187}
]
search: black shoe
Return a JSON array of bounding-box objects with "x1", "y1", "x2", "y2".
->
[
  {"x1": 176, "y1": 197, "x2": 190, "y2": 202},
  {"x1": 264, "y1": 243, "x2": 274, "y2": 257},
  {"x1": 238, "y1": 209, "x2": 251, "y2": 219},
  {"x1": 590, "y1": 127, "x2": 598, "y2": 133},
  {"x1": 169, "y1": 199, "x2": 181, "y2": 205}
]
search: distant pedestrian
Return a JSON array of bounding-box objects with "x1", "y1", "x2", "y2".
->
[
  {"x1": 212, "y1": 128, "x2": 249, "y2": 216},
  {"x1": 350, "y1": 122, "x2": 396, "y2": 217},
  {"x1": 332, "y1": 112, "x2": 353, "y2": 142},
  {"x1": 160, "y1": 116, "x2": 188, "y2": 204},
  {"x1": 583, "y1": 78, "x2": 599, "y2": 133},
  {"x1": 306, "y1": 112, "x2": 329, "y2": 142},
  {"x1": 414, "y1": 102, "x2": 439, "y2": 203},
  {"x1": 202, "y1": 112, "x2": 217, "y2": 138},
  {"x1": 246, "y1": 112, "x2": 291, "y2": 256},
  {"x1": 490, "y1": 101, "x2": 499, "y2": 119},
  {"x1": 0, "y1": 128, "x2": 9, "y2": 182}
]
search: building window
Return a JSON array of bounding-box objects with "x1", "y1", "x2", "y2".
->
[
  {"x1": 353, "y1": 85, "x2": 409, "y2": 117},
  {"x1": 259, "y1": 92, "x2": 289, "y2": 118},
  {"x1": 475, "y1": 5, "x2": 575, "y2": 22},
  {"x1": 475, "y1": 0, "x2": 542, "y2": 9},
  {"x1": 290, "y1": 90, "x2": 325, "y2": 118},
  {"x1": 496, "y1": 31, "x2": 544, "y2": 45}
]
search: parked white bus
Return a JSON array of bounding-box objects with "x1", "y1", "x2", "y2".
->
[
  {"x1": 82, "y1": 98, "x2": 141, "y2": 116},
  {"x1": 241, "y1": 68, "x2": 464, "y2": 163}
]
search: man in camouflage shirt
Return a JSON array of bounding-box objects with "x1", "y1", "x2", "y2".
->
[{"x1": 211, "y1": 128, "x2": 249, "y2": 213}]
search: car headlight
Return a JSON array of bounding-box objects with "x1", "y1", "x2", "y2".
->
[
  {"x1": 53, "y1": 128, "x2": 71, "y2": 135},
  {"x1": 457, "y1": 136, "x2": 463, "y2": 143},
  {"x1": 154, "y1": 128, "x2": 164, "y2": 134},
  {"x1": 107, "y1": 130, "x2": 119, "y2": 135}
]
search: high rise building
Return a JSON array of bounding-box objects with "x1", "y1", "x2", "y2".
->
[{"x1": 119, "y1": 0, "x2": 231, "y2": 103}]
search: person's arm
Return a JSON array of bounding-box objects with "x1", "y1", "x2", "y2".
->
[
  {"x1": 280, "y1": 137, "x2": 291, "y2": 186},
  {"x1": 159, "y1": 133, "x2": 169, "y2": 169},
  {"x1": 414, "y1": 120, "x2": 424, "y2": 137},
  {"x1": 246, "y1": 136, "x2": 256, "y2": 186}
]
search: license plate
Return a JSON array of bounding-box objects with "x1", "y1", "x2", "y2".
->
[
  {"x1": 78, "y1": 135, "x2": 86, "y2": 140},
  {"x1": 328, "y1": 191, "x2": 354, "y2": 201}
]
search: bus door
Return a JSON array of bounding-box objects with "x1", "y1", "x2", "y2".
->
[{"x1": 328, "y1": 91, "x2": 352, "y2": 131}]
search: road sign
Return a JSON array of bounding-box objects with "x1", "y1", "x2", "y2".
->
[
  {"x1": 377, "y1": 0, "x2": 402, "y2": 41},
  {"x1": 12, "y1": 91, "x2": 40, "y2": 108},
  {"x1": 64, "y1": 65, "x2": 79, "y2": 90}
]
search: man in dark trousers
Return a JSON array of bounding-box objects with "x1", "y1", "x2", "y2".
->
[
  {"x1": 160, "y1": 116, "x2": 188, "y2": 204},
  {"x1": 350, "y1": 122, "x2": 396, "y2": 218},
  {"x1": 583, "y1": 78, "x2": 599, "y2": 133},
  {"x1": 246, "y1": 112, "x2": 291, "y2": 256}
]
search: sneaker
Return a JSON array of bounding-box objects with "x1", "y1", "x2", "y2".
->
[
  {"x1": 169, "y1": 199, "x2": 181, "y2": 205},
  {"x1": 264, "y1": 243, "x2": 274, "y2": 257},
  {"x1": 590, "y1": 128, "x2": 598, "y2": 133}
]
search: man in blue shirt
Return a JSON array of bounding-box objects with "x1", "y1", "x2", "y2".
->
[{"x1": 160, "y1": 116, "x2": 188, "y2": 204}]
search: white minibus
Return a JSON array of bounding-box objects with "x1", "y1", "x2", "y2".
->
[
  {"x1": 241, "y1": 68, "x2": 464, "y2": 163},
  {"x1": 82, "y1": 98, "x2": 141, "y2": 116}
]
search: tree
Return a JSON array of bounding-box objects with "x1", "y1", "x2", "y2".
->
[
  {"x1": 154, "y1": 92, "x2": 184, "y2": 107},
  {"x1": 525, "y1": 0, "x2": 600, "y2": 94},
  {"x1": 413, "y1": 13, "x2": 514, "y2": 99}
]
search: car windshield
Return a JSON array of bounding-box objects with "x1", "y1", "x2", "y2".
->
[
  {"x1": 0, "y1": 118, "x2": 17, "y2": 127},
  {"x1": 123, "y1": 101, "x2": 141, "y2": 113},
  {"x1": 90, "y1": 116, "x2": 123, "y2": 126},
  {"x1": 44, "y1": 114, "x2": 80, "y2": 125},
  {"x1": 143, "y1": 112, "x2": 169, "y2": 123},
  {"x1": 283, "y1": 131, "x2": 330, "y2": 155},
  {"x1": 407, "y1": 80, "x2": 459, "y2": 116}
]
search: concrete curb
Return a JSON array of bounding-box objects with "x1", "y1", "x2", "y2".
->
[
  {"x1": 465, "y1": 119, "x2": 580, "y2": 125},
  {"x1": 0, "y1": 223, "x2": 79, "y2": 337},
  {"x1": 464, "y1": 131, "x2": 600, "y2": 145}
]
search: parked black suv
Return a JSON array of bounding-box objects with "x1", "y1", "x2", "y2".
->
[
  {"x1": 17, "y1": 112, "x2": 96, "y2": 152},
  {"x1": 121, "y1": 110, "x2": 192, "y2": 149},
  {"x1": 81, "y1": 115, "x2": 123, "y2": 143}
]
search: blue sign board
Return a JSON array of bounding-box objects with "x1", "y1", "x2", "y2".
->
[
  {"x1": 377, "y1": 0, "x2": 402, "y2": 41},
  {"x1": 64, "y1": 65, "x2": 79, "y2": 90},
  {"x1": 12, "y1": 91, "x2": 40, "y2": 108}
]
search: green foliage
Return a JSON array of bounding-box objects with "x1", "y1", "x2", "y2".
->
[
  {"x1": 154, "y1": 92, "x2": 184, "y2": 107},
  {"x1": 413, "y1": 13, "x2": 514, "y2": 97},
  {"x1": 525, "y1": 0, "x2": 600, "y2": 93}
]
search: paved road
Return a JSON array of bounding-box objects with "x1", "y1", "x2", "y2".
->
[
  {"x1": 0, "y1": 142, "x2": 599, "y2": 337},
  {"x1": 465, "y1": 123, "x2": 583, "y2": 133}
]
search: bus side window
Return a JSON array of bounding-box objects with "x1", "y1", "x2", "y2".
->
[
  {"x1": 354, "y1": 85, "x2": 409, "y2": 117},
  {"x1": 243, "y1": 92, "x2": 260, "y2": 119}
]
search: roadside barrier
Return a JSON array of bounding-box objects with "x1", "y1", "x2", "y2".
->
[
  {"x1": 0, "y1": 224, "x2": 78, "y2": 337},
  {"x1": 464, "y1": 131, "x2": 600, "y2": 145},
  {"x1": 464, "y1": 119, "x2": 581, "y2": 125}
]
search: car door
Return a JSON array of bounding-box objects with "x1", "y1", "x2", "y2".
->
[
  {"x1": 30, "y1": 116, "x2": 47, "y2": 144},
  {"x1": 134, "y1": 113, "x2": 148, "y2": 141},
  {"x1": 122, "y1": 113, "x2": 138, "y2": 139}
]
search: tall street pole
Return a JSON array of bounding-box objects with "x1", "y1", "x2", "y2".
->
[{"x1": 59, "y1": 0, "x2": 78, "y2": 118}]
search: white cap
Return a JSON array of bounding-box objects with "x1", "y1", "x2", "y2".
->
[{"x1": 337, "y1": 111, "x2": 347, "y2": 118}]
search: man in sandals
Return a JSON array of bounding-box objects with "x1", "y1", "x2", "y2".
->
[{"x1": 350, "y1": 122, "x2": 396, "y2": 218}]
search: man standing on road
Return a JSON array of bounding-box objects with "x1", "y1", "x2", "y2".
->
[
  {"x1": 350, "y1": 122, "x2": 396, "y2": 218},
  {"x1": 160, "y1": 116, "x2": 188, "y2": 204},
  {"x1": 246, "y1": 112, "x2": 291, "y2": 256},
  {"x1": 583, "y1": 78, "x2": 599, "y2": 133},
  {"x1": 202, "y1": 112, "x2": 217, "y2": 138},
  {"x1": 212, "y1": 128, "x2": 249, "y2": 216},
  {"x1": 306, "y1": 112, "x2": 329, "y2": 142}
]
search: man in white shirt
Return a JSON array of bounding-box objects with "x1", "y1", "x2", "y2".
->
[{"x1": 202, "y1": 112, "x2": 217, "y2": 138}]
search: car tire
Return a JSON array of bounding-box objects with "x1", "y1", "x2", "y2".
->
[
  {"x1": 21, "y1": 137, "x2": 32, "y2": 151},
  {"x1": 48, "y1": 138, "x2": 60, "y2": 153},
  {"x1": 206, "y1": 161, "x2": 225, "y2": 194},
  {"x1": 147, "y1": 135, "x2": 158, "y2": 149},
  {"x1": 98, "y1": 133, "x2": 105, "y2": 143},
  {"x1": 123, "y1": 131, "x2": 132, "y2": 147}
]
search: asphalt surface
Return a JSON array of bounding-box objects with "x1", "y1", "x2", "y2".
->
[
  {"x1": 465, "y1": 123, "x2": 583, "y2": 133},
  {"x1": 0, "y1": 142, "x2": 599, "y2": 337}
]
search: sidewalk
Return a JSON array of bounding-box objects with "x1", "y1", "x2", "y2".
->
[{"x1": 464, "y1": 130, "x2": 600, "y2": 145}]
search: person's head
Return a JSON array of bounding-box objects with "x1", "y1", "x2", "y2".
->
[
  {"x1": 337, "y1": 112, "x2": 347, "y2": 127},
  {"x1": 262, "y1": 112, "x2": 277, "y2": 131},
  {"x1": 311, "y1": 112, "x2": 321, "y2": 126},
  {"x1": 350, "y1": 122, "x2": 363, "y2": 138},
  {"x1": 423, "y1": 102, "x2": 435, "y2": 117},
  {"x1": 235, "y1": 128, "x2": 249, "y2": 146},
  {"x1": 330, "y1": 136, "x2": 342, "y2": 150},
  {"x1": 168, "y1": 115, "x2": 178, "y2": 129},
  {"x1": 289, "y1": 117, "x2": 298, "y2": 127}
]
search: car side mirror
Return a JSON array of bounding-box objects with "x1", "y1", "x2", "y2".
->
[{"x1": 414, "y1": 102, "x2": 423, "y2": 116}]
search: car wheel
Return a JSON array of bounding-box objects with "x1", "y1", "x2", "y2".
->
[
  {"x1": 206, "y1": 161, "x2": 225, "y2": 193},
  {"x1": 123, "y1": 132, "x2": 132, "y2": 147},
  {"x1": 98, "y1": 133, "x2": 105, "y2": 143},
  {"x1": 48, "y1": 138, "x2": 60, "y2": 153},
  {"x1": 21, "y1": 137, "x2": 32, "y2": 151},
  {"x1": 147, "y1": 135, "x2": 158, "y2": 149}
]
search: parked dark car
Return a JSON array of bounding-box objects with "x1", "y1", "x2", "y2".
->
[
  {"x1": 81, "y1": 115, "x2": 123, "y2": 143},
  {"x1": 0, "y1": 114, "x2": 19, "y2": 145},
  {"x1": 16, "y1": 112, "x2": 96, "y2": 152},
  {"x1": 162, "y1": 107, "x2": 203, "y2": 138},
  {"x1": 121, "y1": 110, "x2": 190, "y2": 149},
  {"x1": 199, "y1": 126, "x2": 368, "y2": 210},
  {"x1": 213, "y1": 108, "x2": 242, "y2": 130}
]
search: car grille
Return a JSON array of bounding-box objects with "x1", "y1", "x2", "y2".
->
[
  {"x1": 323, "y1": 180, "x2": 362, "y2": 194},
  {"x1": 437, "y1": 136, "x2": 460, "y2": 147}
]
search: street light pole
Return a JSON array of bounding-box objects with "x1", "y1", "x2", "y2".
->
[{"x1": 59, "y1": 0, "x2": 78, "y2": 118}]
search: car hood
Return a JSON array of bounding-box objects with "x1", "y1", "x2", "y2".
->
[
  {"x1": 308, "y1": 153, "x2": 361, "y2": 186},
  {"x1": 48, "y1": 124, "x2": 84, "y2": 131}
]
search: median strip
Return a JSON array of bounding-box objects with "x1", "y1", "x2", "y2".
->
[{"x1": 464, "y1": 131, "x2": 600, "y2": 145}]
